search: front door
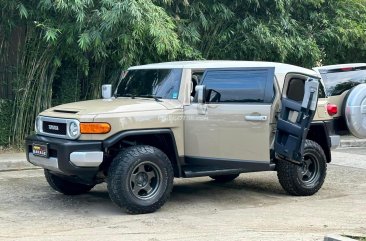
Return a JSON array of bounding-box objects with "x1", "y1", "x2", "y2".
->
[{"x1": 184, "y1": 68, "x2": 275, "y2": 167}]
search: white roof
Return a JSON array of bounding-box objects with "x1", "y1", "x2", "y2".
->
[
  {"x1": 129, "y1": 61, "x2": 319, "y2": 77},
  {"x1": 314, "y1": 63, "x2": 366, "y2": 72}
]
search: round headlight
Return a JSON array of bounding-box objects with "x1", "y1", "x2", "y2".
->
[
  {"x1": 35, "y1": 116, "x2": 42, "y2": 133},
  {"x1": 68, "y1": 121, "x2": 80, "y2": 138}
]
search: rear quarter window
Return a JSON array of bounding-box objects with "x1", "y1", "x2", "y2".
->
[{"x1": 319, "y1": 67, "x2": 366, "y2": 96}]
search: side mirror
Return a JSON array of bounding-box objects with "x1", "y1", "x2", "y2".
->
[
  {"x1": 195, "y1": 85, "x2": 206, "y2": 104},
  {"x1": 102, "y1": 84, "x2": 112, "y2": 99}
]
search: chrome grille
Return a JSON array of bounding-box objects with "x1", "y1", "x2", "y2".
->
[{"x1": 36, "y1": 116, "x2": 80, "y2": 140}]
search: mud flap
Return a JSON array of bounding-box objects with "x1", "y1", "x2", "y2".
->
[{"x1": 275, "y1": 78, "x2": 319, "y2": 164}]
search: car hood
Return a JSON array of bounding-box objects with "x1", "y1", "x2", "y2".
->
[{"x1": 45, "y1": 98, "x2": 180, "y2": 116}]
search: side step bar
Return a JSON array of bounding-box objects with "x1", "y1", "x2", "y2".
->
[{"x1": 182, "y1": 163, "x2": 276, "y2": 177}]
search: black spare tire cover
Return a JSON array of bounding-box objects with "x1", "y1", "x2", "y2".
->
[{"x1": 344, "y1": 84, "x2": 366, "y2": 138}]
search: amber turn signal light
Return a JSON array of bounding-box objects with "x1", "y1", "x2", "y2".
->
[{"x1": 80, "y1": 123, "x2": 111, "y2": 134}]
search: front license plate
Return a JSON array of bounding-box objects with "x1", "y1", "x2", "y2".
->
[{"x1": 32, "y1": 143, "x2": 49, "y2": 158}]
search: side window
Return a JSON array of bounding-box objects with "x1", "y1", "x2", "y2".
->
[
  {"x1": 286, "y1": 77, "x2": 325, "y2": 102},
  {"x1": 287, "y1": 78, "x2": 305, "y2": 102},
  {"x1": 201, "y1": 68, "x2": 274, "y2": 103}
]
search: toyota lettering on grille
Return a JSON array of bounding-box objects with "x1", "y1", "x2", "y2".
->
[{"x1": 48, "y1": 125, "x2": 59, "y2": 131}]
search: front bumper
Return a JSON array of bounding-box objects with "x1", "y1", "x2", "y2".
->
[{"x1": 25, "y1": 135, "x2": 103, "y2": 182}]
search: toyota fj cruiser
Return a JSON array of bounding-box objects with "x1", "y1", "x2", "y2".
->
[
  {"x1": 314, "y1": 63, "x2": 366, "y2": 138},
  {"x1": 26, "y1": 61, "x2": 340, "y2": 214}
]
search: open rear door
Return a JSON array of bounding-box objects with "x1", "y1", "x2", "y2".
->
[{"x1": 274, "y1": 76, "x2": 319, "y2": 164}]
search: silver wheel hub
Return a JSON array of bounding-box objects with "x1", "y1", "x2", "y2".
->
[
  {"x1": 136, "y1": 173, "x2": 148, "y2": 187},
  {"x1": 129, "y1": 161, "x2": 162, "y2": 200},
  {"x1": 301, "y1": 162, "x2": 309, "y2": 174}
]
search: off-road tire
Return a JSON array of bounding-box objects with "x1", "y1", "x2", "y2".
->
[
  {"x1": 210, "y1": 174, "x2": 239, "y2": 182},
  {"x1": 44, "y1": 169, "x2": 94, "y2": 195},
  {"x1": 107, "y1": 145, "x2": 174, "y2": 214},
  {"x1": 277, "y1": 140, "x2": 327, "y2": 196}
]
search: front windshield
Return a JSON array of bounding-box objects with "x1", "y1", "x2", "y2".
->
[
  {"x1": 319, "y1": 67, "x2": 366, "y2": 96},
  {"x1": 115, "y1": 68, "x2": 182, "y2": 99}
]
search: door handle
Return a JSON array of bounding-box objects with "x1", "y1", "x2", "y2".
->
[{"x1": 245, "y1": 115, "x2": 268, "y2": 122}]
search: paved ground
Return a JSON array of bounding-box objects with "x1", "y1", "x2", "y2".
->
[
  {"x1": 332, "y1": 147, "x2": 366, "y2": 169},
  {"x1": 0, "y1": 147, "x2": 366, "y2": 241},
  {"x1": 334, "y1": 147, "x2": 366, "y2": 155}
]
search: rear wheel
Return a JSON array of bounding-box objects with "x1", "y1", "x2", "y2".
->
[
  {"x1": 277, "y1": 140, "x2": 327, "y2": 196},
  {"x1": 107, "y1": 145, "x2": 174, "y2": 214},
  {"x1": 210, "y1": 174, "x2": 239, "y2": 182},
  {"x1": 44, "y1": 169, "x2": 94, "y2": 195}
]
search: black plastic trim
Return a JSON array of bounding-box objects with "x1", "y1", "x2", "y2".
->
[
  {"x1": 103, "y1": 129, "x2": 182, "y2": 176},
  {"x1": 103, "y1": 129, "x2": 172, "y2": 147},
  {"x1": 183, "y1": 156, "x2": 273, "y2": 177},
  {"x1": 310, "y1": 121, "x2": 332, "y2": 147},
  {"x1": 25, "y1": 135, "x2": 102, "y2": 184},
  {"x1": 309, "y1": 120, "x2": 332, "y2": 162},
  {"x1": 332, "y1": 116, "x2": 350, "y2": 135}
]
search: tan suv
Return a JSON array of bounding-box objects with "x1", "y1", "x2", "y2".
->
[
  {"x1": 314, "y1": 63, "x2": 366, "y2": 138},
  {"x1": 26, "y1": 61, "x2": 339, "y2": 214}
]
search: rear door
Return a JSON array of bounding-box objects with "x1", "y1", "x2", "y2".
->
[{"x1": 274, "y1": 74, "x2": 319, "y2": 163}]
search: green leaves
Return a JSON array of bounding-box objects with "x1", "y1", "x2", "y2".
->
[
  {"x1": 167, "y1": 0, "x2": 366, "y2": 67},
  {"x1": 2, "y1": 0, "x2": 366, "y2": 147},
  {"x1": 9, "y1": 0, "x2": 365, "y2": 69},
  {"x1": 78, "y1": 32, "x2": 91, "y2": 51},
  {"x1": 44, "y1": 28, "x2": 61, "y2": 42},
  {"x1": 17, "y1": 3, "x2": 28, "y2": 19},
  {"x1": 2, "y1": 0, "x2": 366, "y2": 83}
]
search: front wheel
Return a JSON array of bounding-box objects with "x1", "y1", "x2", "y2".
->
[
  {"x1": 277, "y1": 140, "x2": 327, "y2": 196},
  {"x1": 107, "y1": 145, "x2": 174, "y2": 214}
]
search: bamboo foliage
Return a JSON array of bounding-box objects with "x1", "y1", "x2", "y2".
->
[
  {"x1": 11, "y1": 27, "x2": 58, "y2": 145},
  {"x1": 1, "y1": 0, "x2": 366, "y2": 146},
  {"x1": 0, "y1": 0, "x2": 187, "y2": 146}
]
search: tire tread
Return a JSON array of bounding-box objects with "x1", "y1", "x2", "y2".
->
[
  {"x1": 107, "y1": 145, "x2": 173, "y2": 214},
  {"x1": 277, "y1": 140, "x2": 327, "y2": 196},
  {"x1": 44, "y1": 169, "x2": 94, "y2": 195}
]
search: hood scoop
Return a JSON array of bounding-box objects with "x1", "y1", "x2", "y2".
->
[{"x1": 53, "y1": 109, "x2": 79, "y2": 114}]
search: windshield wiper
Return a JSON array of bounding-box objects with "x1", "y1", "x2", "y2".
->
[
  {"x1": 138, "y1": 95, "x2": 163, "y2": 102},
  {"x1": 115, "y1": 93, "x2": 135, "y2": 99}
]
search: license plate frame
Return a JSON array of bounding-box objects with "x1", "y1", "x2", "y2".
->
[{"x1": 32, "y1": 143, "x2": 49, "y2": 158}]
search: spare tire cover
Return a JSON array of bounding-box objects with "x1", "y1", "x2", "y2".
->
[{"x1": 344, "y1": 84, "x2": 366, "y2": 138}]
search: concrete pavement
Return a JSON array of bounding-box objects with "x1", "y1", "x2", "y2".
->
[
  {"x1": 338, "y1": 135, "x2": 366, "y2": 148},
  {"x1": 1, "y1": 156, "x2": 365, "y2": 240},
  {"x1": 0, "y1": 153, "x2": 37, "y2": 171},
  {"x1": 332, "y1": 148, "x2": 366, "y2": 170}
]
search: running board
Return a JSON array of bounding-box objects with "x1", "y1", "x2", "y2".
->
[
  {"x1": 183, "y1": 167, "x2": 245, "y2": 178},
  {"x1": 182, "y1": 156, "x2": 275, "y2": 178}
]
